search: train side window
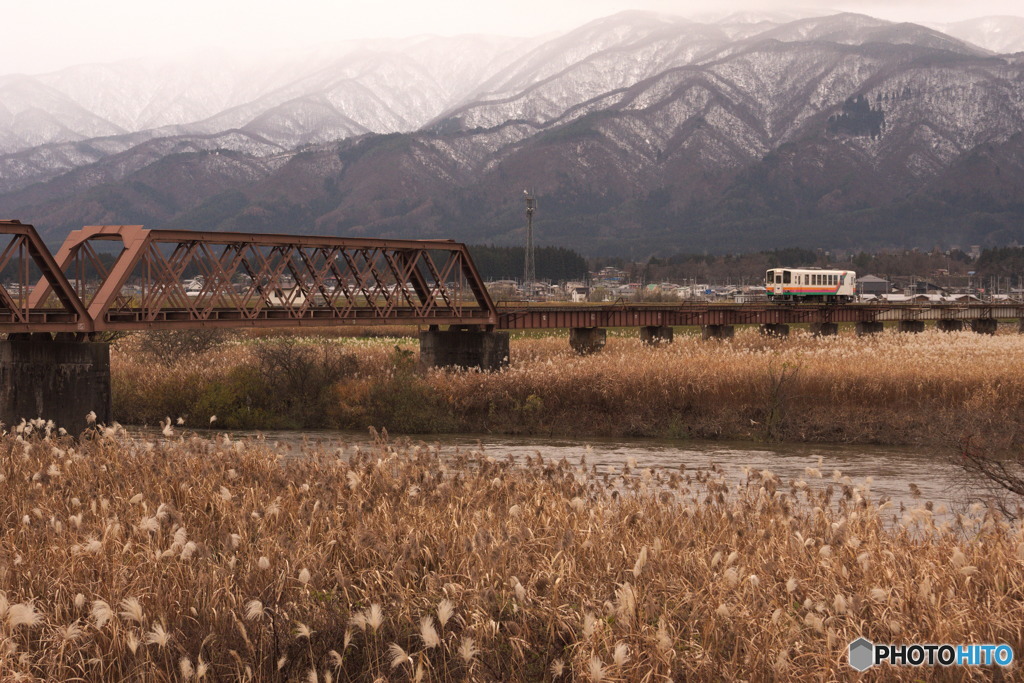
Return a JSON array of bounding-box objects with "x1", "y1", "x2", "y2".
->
[{"x1": 783, "y1": 271, "x2": 791, "y2": 284}]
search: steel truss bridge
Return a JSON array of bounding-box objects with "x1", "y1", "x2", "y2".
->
[{"x1": 3, "y1": 220, "x2": 1024, "y2": 336}]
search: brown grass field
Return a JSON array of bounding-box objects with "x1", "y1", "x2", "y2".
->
[
  {"x1": 1, "y1": 427, "x2": 1022, "y2": 681},
  {"x1": 112, "y1": 327, "x2": 1024, "y2": 446}
]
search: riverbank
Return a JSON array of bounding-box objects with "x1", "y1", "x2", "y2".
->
[
  {"x1": 112, "y1": 328, "x2": 1024, "y2": 448},
  {"x1": 2, "y1": 429, "x2": 1021, "y2": 680}
]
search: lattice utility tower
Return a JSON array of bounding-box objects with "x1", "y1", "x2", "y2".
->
[{"x1": 523, "y1": 190, "x2": 536, "y2": 297}]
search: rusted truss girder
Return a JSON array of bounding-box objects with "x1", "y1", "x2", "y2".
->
[
  {"x1": 0, "y1": 220, "x2": 90, "y2": 332},
  {"x1": 27, "y1": 225, "x2": 498, "y2": 330}
]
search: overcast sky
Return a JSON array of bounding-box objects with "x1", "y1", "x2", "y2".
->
[{"x1": 7, "y1": 0, "x2": 1024, "y2": 75}]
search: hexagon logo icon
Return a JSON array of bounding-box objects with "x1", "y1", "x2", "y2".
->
[{"x1": 849, "y1": 638, "x2": 875, "y2": 671}]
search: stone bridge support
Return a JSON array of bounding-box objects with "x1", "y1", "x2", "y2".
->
[
  {"x1": 855, "y1": 321, "x2": 884, "y2": 336},
  {"x1": 937, "y1": 319, "x2": 964, "y2": 332},
  {"x1": 759, "y1": 323, "x2": 789, "y2": 337},
  {"x1": 970, "y1": 318, "x2": 998, "y2": 335},
  {"x1": 809, "y1": 322, "x2": 838, "y2": 337},
  {"x1": 0, "y1": 336, "x2": 111, "y2": 435},
  {"x1": 418, "y1": 326, "x2": 510, "y2": 370},
  {"x1": 701, "y1": 325, "x2": 734, "y2": 340},
  {"x1": 569, "y1": 327, "x2": 607, "y2": 354},
  {"x1": 639, "y1": 325, "x2": 673, "y2": 345},
  {"x1": 898, "y1": 320, "x2": 925, "y2": 333}
]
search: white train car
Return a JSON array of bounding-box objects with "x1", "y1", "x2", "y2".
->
[{"x1": 765, "y1": 267, "x2": 856, "y2": 303}]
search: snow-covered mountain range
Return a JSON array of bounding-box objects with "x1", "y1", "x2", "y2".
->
[{"x1": 2, "y1": 11, "x2": 1023, "y2": 253}]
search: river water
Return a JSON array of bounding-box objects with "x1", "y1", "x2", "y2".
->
[{"x1": 149, "y1": 427, "x2": 986, "y2": 515}]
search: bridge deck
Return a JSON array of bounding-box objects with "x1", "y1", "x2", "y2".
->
[{"x1": 495, "y1": 303, "x2": 1024, "y2": 329}]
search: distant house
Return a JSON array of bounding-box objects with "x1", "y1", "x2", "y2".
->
[
  {"x1": 735, "y1": 287, "x2": 768, "y2": 303},
  {"x1": 946, "y1": 293, "x2": 982, "y2": 303},
  {"x1": 856, "y1": 274, "x2": 890, "y2": 296},
  {"x1": 909, "y1": 281, "x2": 946, "y2": 295},
  {"x1": 570, "y1": 286, "x2": 589, "y2": 303},
  {"x1": 265, "y1": 286, "x2": 307, "y2": 307},
  {"x1": 183, "y1": 277, "x2": 205, "y2": 297}
]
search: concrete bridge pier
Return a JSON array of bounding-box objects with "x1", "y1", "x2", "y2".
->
[
  {"x1": 418, "y1": 326, "x2": 510, "y2": 370},
  {"x1": 759, "y1": 323, "x2": 789, "y2": 337},
  {"x1": 701, "y1": 325, "x2": 734, "y2": 340},
  {"x1": 970, "y1": 318, "x2": 998, "y2": 335},
  {"x1": 570, "y1": 327, "x2": 607, "y2": 354},
  {"x1": 898, "y1": 320, "x2": 925, "y2": 333},
  {"x1": 809, "y1": 322, "x2": 838, "y2": 337},
  {"x1": 639, "y1": 325, "x2": 673, "y2": 345},
  {"x1": 0, "y1": 336, "x2": 111, "y2": 435},
  {"x1": 937, "y1": 319, "x2": 964, "y2": 332},
  {"x1": 855, "y1": 321, "x2": 884, "y2": 336}
]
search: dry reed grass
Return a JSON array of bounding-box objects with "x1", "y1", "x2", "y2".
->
[
  {"x1": 2, "y1": 423, "x2": 1024, "y2": 679},
  {"x1": 1, "y1": 427, "x2": 1022, "y2": 681},
  {"x1": 112, "y1": 327, "x2": 1024, "y2": 445}
]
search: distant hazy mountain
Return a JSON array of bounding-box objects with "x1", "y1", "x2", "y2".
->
[
  {"x1": 940, "y1": 16, "x2": 1024, "y2": 54},
  {"x1": 0, "y1": 37, "x2": 534, "y2": 156},
  {"x1": 1, "y1": 11, "x2": 1023, "y2": 255}
]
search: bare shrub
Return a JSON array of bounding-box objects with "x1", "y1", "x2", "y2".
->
[
  {"x1": 946, "y1": 411, "x2": 1024, "y2": 518},
  {"x1": 250, "y1": 338, "x2": 359, "y2": 426},
  {"x1": 138, "y1": 329, "x2": 235, "y2": 360}
]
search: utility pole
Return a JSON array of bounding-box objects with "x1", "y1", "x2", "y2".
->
[{"x1": 523, "y1": 191, "x2": 536, "y2": 298}]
